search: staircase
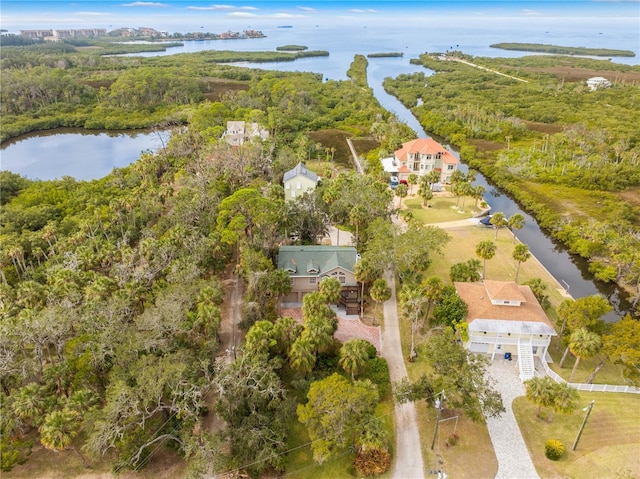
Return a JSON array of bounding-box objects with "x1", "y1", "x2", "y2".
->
[{"x1": 517, "y1": 341, "x2": 535, "y2": 382}]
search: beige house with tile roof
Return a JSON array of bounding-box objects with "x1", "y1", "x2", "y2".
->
[
  {"x1": 389, "y1": 138, "x2": 459, "y2": 183},
  {"x1": 455, "y1": 280, "x2": 557, "y2": 381}
]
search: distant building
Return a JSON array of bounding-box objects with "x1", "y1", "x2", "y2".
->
[
  {"x1": 382, "y1": 138, "x2": 459, "y2": 184},
  {"x1": 20, "y1": 28, "x2": 107, "y2": 40},
  {"x1": 586, "y1": 76, "x2": 611, "y2": 91},
  {"x1": 222, "y1": 121, "x2": 269, "y2": 146},
  {"x1": 19, "y1": 30, "x2": 53, "y2": 40},
  {"x1": 283, "y1": 162, "x2": 319, "y2": 202}
]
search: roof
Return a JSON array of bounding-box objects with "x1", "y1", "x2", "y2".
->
[
  {"x1": 454, "y1": 281, "x2": 556, "y2": 335},
  {"x1": 283, "y1": 162, "x2": 319, "y2": 183},
  {"x1": 484, "y1": 280, "x2": 527, "y2": 302},
  {"x1": 277, "y1": 246, "x2": 357, "y2": 277},
  {"x1": 394, "y1": 138, "x2": 459, "y2": 165}
]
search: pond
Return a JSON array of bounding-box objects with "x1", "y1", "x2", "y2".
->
[{"x1": 1, "y1": 128, "x2": 169, "y2": 181}]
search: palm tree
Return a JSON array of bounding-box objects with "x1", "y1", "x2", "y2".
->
[
  {"x1": 512, "y1": 243, "x2": 531, "y2": 283},
  {"x1": 339, "y1": 339, "x2": 370, "y2": 381},
  {"x1": 395, "y1": 183, "x2": 408, "y2": 209},
  {"x1": 350, "y1": 204, "x2": 368, "y2": 249},
  {"x1": 12, "y1": 383, "x2": 44, "y2": 431},
  {"x1": 547, "y1": 382, "x2": 580, "y2": 423},
  {"x1": 568, "y1": 328, "x2": 602, "y2": 382},
  {"x1": 369, "y1": 278, "x2": 391, "y2": 325},
  {"x1": 399, "y1": 282, "x2": 427, "y2": 359},
  {"x1": 289, "y1": 337, "x2": 316, "y2": 375},
  {"x1": 490, "y1": 212, "x2": 508, "y2": 240},
  {"x1": 422, "y1": 276, "x2": 443, "y2": 323},
  {"x1": 472, "y1": 185, "x2": 485, "y2": 209},
  {"x1": 508, "y1": 213, "x2": 525, "y2": 242},
  {"x1": 427, "y1": 169, "x2": 441, "y2": 188},
  {"x1": 407, "y1": 173, "x2": 418, "y2": 195},
  {"x1": 40, "y1": 409, "x2": 89, "y2": 468},
  {"x1": 475, "y1": 240, "x2": 497, "y2": 279},
  {"x1": 418, "y1": 183, "x2": 434, "y2": 207},
  {"x1": 355, "y1": 257, "x2": 381, "y2": 319},
  {"x1": 319, "y1": 277, "x2": 342, "y2": 305},
  {"x1": 525, "y1": 376, "x2": 555, "y2": 419}
]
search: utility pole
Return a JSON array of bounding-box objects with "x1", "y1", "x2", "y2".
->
[
  {"x1": 572, "y1": 400, "x2": 595, "y2": 451},
  {"x1": 431, "y1": 390, "x2": 446, "y2": 450}
]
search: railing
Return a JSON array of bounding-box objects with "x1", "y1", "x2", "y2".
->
[{"x1": 537, "y1": 358, "x2": 640, "y2": 394}]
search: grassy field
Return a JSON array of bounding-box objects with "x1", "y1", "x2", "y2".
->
[{"x1": 513, "y1": 392, "x2": 640, "y2": 479}]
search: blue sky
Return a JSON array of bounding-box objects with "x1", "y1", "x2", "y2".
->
[{"x1": 1, "y1": 1, "x2": 638, "y2": 33}]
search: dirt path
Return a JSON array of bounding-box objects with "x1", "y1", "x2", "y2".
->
[{"x1": 381, "y1": 270, "x2": 425, "y2": 479}]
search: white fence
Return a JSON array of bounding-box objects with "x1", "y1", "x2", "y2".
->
[{"x1": 538, "y1": 359, "x2": 640, "y2": 394}]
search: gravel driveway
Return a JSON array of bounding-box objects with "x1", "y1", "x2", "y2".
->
[{"x1": 484, "y1": 359, "x2": 540, "y2": 479}]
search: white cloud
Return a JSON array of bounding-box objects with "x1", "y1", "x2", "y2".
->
[
  {"x1": 75, "y1": 11, "x2": 111, "y2": 16},
  {"x1": 297, "y1": 6, "x2": 317, "y2": 13},
  {"x1": 187, "y1": 4, "x2": 233, "y2": 10},
  {"x1": 228, "y1": 11, "x2": 258, "y2": 17},
  {"x1": 349, "y1": 8, "x2": 378, "y2": 14},
  {"x1": 187, "y1": 4, "x2": 258, "y2": 11},
  {"x1": 121, "y1": 2, "x2": 169, "y2": 7},
  {"x1": 522, "y1": 9, "x2": 542, "y2": 16}
]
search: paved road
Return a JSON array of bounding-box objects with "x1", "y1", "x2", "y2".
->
[
  {"x1": 351, "y1": 139, "x2": 425, "y2": 478},
  {"x1": 381, "y1": 270, "x2": 425, "y2": 479}
]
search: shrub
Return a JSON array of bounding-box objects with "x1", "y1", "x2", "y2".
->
[
  {"x1": 544, "y1": 439, "x2": 565, "y2": 460},
  {"x1": 447, "y1": 433, "x2": 459, "y2": 446},
  {"x1": 354, "y1": 449, "x2": 391, "y2": 477}
]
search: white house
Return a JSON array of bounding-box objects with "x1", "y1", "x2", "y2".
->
[
  {"x1": 455, "y1": 280, "x2": 557, "y2": 381},
  {"x1": 222, "y1": 121, "x2": 269, "y2": 146},
  {"x1": 383, "y1": 138, "x2": 459, "y2": 184},
  {"x1": 586, "y1": 77, "x2": 611, "y2": 91},
  {"x1": 283, "y1": 162, "x2": 319, "y2": 202}
]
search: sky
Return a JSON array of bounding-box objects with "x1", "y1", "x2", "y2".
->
[{"x1": 1, "y1": 0, "x2": 639, "y2": 34}]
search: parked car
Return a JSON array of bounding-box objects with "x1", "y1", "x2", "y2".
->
[{"x1": 389, "y1": 175, "x2": 399, "y2": 189}]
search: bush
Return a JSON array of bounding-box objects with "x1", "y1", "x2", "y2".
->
[
  {"x1": 544, "y1": 439, "x2": 565, "y2": 460},
  {"x1": 354, "y1": 449, "x2": 391, "y2": 477}
]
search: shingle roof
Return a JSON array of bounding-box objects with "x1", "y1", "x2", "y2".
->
[
  {"x1": 277, "y1": 246, "x2": 357, "y2": 277},
  {"x1": 484, "y1": 280, "x2": 527, "y2": 302},
  {"x1": 454, "y1": 281, "x2": 556, "y2": 334},
  {"x1": 283, "y1": 162, "x2": 319, "y2": 183}
]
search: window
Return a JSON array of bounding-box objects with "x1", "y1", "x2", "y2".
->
[
  {"x1": 285, "y1": 182, "x2": 290, "y2": 189},
  {"x1": 331, "y1": 271, "x2": 346, "y2": 284},
  {"x1": 447, "y1": 165, "x2": 454, "y2": 170},
  {"x1": 309, "y1": 277, "x2": 317, "y2": 285},
  {"x1": 296, "y1": 182, "x2": 301, "y2": 189},
  {"x1": 291, "y1": 191, "x2": 296, "y2": 198}
]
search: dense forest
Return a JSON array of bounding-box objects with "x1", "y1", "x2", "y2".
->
[
  {"x1": 385, "y1": 53, "x2": 640, "y2": 308},
  {"x1": 0, "y1": 44, "x2": 438, "y2": 476}
]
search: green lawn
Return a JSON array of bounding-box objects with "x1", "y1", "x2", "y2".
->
[
  {"x1": 513, "y1": 392, "x2": 640, "y2": 479},
  {"x1": 402, "y1": 194, "x2": 486, "y2": 224}
]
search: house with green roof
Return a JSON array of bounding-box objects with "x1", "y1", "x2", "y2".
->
[{"x1": 277, "y1": 245, "x2": 358, "y2": 303}]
